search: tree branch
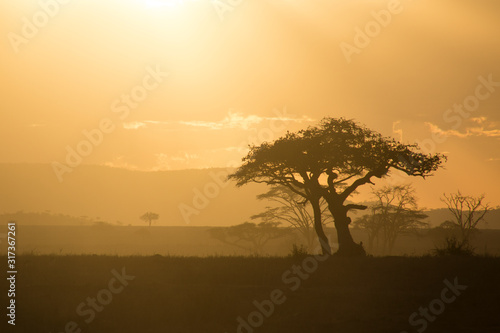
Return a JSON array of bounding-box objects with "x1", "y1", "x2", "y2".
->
[
  {"x1": 340, "y1": 168, "x2": 387, "y2": 202},
  {"x1": 346, "y1": 204, "x2": 368, "y2": 211}
]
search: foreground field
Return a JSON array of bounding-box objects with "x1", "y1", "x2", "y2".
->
[{"x1": 2, "y1": 255, "x2": 500, "y2": 333}]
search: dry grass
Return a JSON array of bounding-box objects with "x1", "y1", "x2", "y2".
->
[{"x1": 2, "y1": 255, "x2": 500, "y2": 332}]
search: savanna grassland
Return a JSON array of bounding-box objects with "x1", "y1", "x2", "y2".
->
[
  {"x1": 2, "y1": 0, "x2": 500, "y2": 332},
  {"x1": 6, "y1": 225, "x2": 500, "y2": 257},
  {"x1": 2, "y1": 254, "x2": 500, "y2": 333}
]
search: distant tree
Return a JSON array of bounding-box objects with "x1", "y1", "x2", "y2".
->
[
  {"x1": 438, "y1": 220, "x2": 458, "y2": 230},
  {"x1": 209, "y1": 222, "x2": 291, "y2": 255},
  {"x1": 355, "y1": 184, "x2": 428, "y2": 254},
  {"x1": 251, "y1": 185, "x2": 332, "y2": 252},
  {"x1": 353, "y1": 212, "x2": 383, "y2": 253},
  {"x1": 140, "y1": 212, "x2": 159, "y2": 227},
  {"x1": 92, "y1": 221, "x2": 114, "y2": 228},
  {"x1": 229, "y1": 117, "x2": 446, "y2": 256},
  {"x1": 439, "y1": 191, "x2": 490, "y2": 251}
]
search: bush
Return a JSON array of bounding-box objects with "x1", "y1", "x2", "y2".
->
[
  {"x1": 289, "y1": 244, "x2": 309, "y2": 259},
  {"x1": 433, "y1": 236, "x2": 475, "y2": 256}
]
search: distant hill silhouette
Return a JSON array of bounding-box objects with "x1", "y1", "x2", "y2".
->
[
  {"x1": 0, "y1": 163, "x2": 269, "y2": 226},
  {"x1": 0, "y1": 211, "x2": 95, "y2": 226},
  {"x1": 0, "y1": 163, "x2": 498, "y2": 228},
  {"x1": 422, "y1": 207, "x2": 500, "y2": 229}
]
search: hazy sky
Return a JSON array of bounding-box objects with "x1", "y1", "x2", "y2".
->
[{"x1": 1, "y1": 0, "x2": 499, "y2": 208}]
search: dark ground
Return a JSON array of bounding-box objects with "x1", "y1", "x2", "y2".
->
[{"x1": 1, "y1": 255, "x2": 500, "y2": 333}]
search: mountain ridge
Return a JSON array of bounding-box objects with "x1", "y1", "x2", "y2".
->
[{"x1": 1, "y1": 163, "x2": 498, "y2": 228}]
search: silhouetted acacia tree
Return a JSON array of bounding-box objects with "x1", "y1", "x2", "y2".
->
[
  {"x1": 440, "y1": 191, "x2": 490, "y2": 250},
  {"x1": 229, "y1": 117, "x2": 446, "y2": 256},
  {"x1": 209, "y1": 222, "x2": 291, "y2": 255},
  {"x1": 140, "y1": 212, "x2": 159, "y2": 227},
  {"x1": 251, "y1": 185, "x2": 332, "y2": 252},
  {"x1": 355, "y1": 184, "x2": 428, "y2": 254}
]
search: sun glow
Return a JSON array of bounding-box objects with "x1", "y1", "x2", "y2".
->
[{"x1": 143, "y1": 0, "x2": 190, "y2": 9}]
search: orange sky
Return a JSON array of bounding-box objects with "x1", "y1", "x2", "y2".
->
[{"x1": 1, "y1": 0, "x2": 499, "y2": 208}]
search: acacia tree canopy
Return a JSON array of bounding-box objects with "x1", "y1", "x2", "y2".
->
[
  {"x1": 232, "y1": 118, "x2": 444, "y2": 192},
  {"x1": 140, "y1": 212, "x2": 159, "y2": 227},
  {"x1": 229, "y1": 117, "x2": 446, "y2": 256}
]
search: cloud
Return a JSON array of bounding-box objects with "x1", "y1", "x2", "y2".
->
[
  {"x1": 425, "y1": 118, "x2": 500, "y2": 138},
  {"x1": 123, "y1": 121, "x2": 147, "y2": 130},
  {"x1": 152, "y1": 153, "x2": 171, "y2": 171},
  {"x1": 178, "y1": 111, "x2": 314, "y2": 130},
  {"x1": 122, "y1": 120, "x2": 170, "y2": 130},
  {"x1": 169, "y1": 153, "x2": 200, "y2": 162},
  {"x1": 179, "y1": 112, "x2": 263, "y2": 130},
  {"x1": 220, "y1": 146, "x2": 248, "y2": 152},
  {"x1": 392, "y1": 120, "x2": 403, "y2": 142},
  {"x1": 152, "y1": 152, "x2": 201, "y2": 171},
  {"x1": 103, "y1": 156, "x2": 139, "y2": 170},
  {"x1": 470, "y1": 117, "x2": 487, "y2": 124},
  {"x1": 121, "y1": 110, "x2": 315, "y2": 131}
]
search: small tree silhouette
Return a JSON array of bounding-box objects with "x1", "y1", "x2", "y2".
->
[
  {"x1": 354, "y1": 184, "x2": 428, "y2": 254},
  {"x1": 140, "y1": 212, "x2": 159, "y2": 227},
  {"x1": 209, "y1": 222, "x2": 291, "y2": 255},
  {"x1": 437, "y1": 191, "x2": 490, "y2": 254}
]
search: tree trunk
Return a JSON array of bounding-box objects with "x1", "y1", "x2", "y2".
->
[
  {"x1": 311, "y1": 198, "x2": 331, "y2": 255},
  {"x1": 329, "y1": 203, "x2": 366, "y2": 257},
  {"x1": 387, "y1": 237, "x2": 396, "y2": 255}
]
